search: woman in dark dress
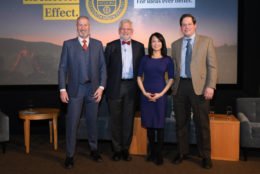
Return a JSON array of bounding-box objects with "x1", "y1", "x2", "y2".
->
[{"x1": 137, "y1": 32, "x2": 174, "y2": 165}]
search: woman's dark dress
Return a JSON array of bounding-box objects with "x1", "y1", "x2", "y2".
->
[{"x1": 138, "y1": 55, "x2": 174, "y2": 128}]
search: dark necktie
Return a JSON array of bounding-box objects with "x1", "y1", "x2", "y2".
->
[
  {"x1": 185, "y1": 39, "x2": 192, "y2": 78},
  {"x1": 83, "y1": 40, "x2": 88, "y2": 51},
  {"x1": 122, "y1": 40, "x2": 131, "y2": 45}
]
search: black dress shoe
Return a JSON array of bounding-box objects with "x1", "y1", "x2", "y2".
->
[
  {"x1": 172, "y1": 154, "x2": 187, "y2": 164},
  {"x1": 155, "y1": 154, "x2": 164, "y2": 165},
  {"x1": 112, "y1": 152, "x2": 121, "y2": 161},
  {"x1": 202, "y1": 158, "x2": 212, "y2": 169},
  {"x1": 64, "y1": 157, "x2": 73, "y2": 169},
  {"x1": 90, "y1": 151, "x2": 103, "y2": 162},
  {"x1": 122, "y1": 150, "x2": 132, "y2": 161}
]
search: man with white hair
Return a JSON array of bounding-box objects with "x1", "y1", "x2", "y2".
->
[{"x1": 105, "y1": 19, "x2": 145, "y2": 161}]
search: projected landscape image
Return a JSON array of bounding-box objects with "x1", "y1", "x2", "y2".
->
[{"x1": 0, "y1": 0, "x2": 238, "y2": 85}]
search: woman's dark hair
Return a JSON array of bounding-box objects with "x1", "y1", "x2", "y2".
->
[
  {"x1": 179, "y1": 14, "x2": 196, "y2": 26},
  {"x1": 148, "y1": 32, "x2": 167, "y2": 57}
]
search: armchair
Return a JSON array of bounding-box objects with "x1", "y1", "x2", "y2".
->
[
  {"x1": 0, "y1": 110, "x2": 9, "y2": 153},
  {"x1": 236, "y1": 98, "x2": 260, "y2": 160}
]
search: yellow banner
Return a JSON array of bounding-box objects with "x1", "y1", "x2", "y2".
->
[
  {"x1": 43, "y1": 5, "x2": 79, "y2": 20},
  {"x1": 23, "y1": 0, "x2": 79, "y2": 4}
]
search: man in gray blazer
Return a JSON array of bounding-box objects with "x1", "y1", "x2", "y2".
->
[
  {"x1": 58, "y1": 16, "x2": 107, "y2": 169},
  {"x1": 171, "y1": 14, "x2": 217, "y2": 169}
]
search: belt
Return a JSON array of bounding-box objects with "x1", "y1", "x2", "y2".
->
[
  {"x1": 121, "y1": 78, "x2": 134, "y2": 81},
  {"x1": 180, "y1": 77, "x2": 191, "y2": 80}
]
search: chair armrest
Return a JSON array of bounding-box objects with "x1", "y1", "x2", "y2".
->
[
  {"x1": 237, "y1": 112, "x2": 249, "y2": 123},
  {"x1": 237, "y1": 112, "x2": 252, "y2": 147},
  {"x1": 0, "y1": 111, "x2": 9, "y2": 142}
]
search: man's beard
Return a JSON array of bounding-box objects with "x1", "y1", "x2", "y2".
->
[{"x1": 78, "y1": 30, "x2": 89, "y2": 38}]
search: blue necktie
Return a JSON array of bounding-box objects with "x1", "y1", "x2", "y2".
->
[{"x1": 185, "y1": 39, "x2": 192, "y2": 78}]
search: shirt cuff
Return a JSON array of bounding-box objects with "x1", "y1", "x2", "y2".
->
[{"x1": 60, "y1": 89, "x2": 66, "y2": 92}]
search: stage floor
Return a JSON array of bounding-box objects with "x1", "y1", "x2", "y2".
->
[{"x1": 1, "y1": 134, "x2": 260, "y2": 174}]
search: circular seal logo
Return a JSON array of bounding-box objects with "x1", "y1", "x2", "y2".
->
[{"x1": 86, "y1": 0, "x2": 128, "y2": 23}]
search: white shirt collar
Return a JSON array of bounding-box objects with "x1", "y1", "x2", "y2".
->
[{"x1": 78, "y1": 36, "x2": 90, "y2": 47}]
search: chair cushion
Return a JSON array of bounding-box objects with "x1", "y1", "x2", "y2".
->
[{"x1": 251, "y1": 122, "x2": 260, "y2": 138}]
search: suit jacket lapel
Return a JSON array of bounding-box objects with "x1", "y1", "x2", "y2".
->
[
  {"x1": 177, "y1": 38, "x2": 183, "y2": 72},
  {"x1": 117, "y1": 39, "x2": 122, "y2": 59},
  {"x1": 73, "y1": 38, "x2": 84, "y2": 67},
  {"x1": 116, "y1": 40, "x2": 123, "y2": 72},
  {"x1": 73, "y1": 37, "x2": 82, "y2": 54},
  {"x1": 131, "y1": 40, "x2": 136, "y2": 73},
  {"x1": 88, "y1": 38, "x2": 93, "y2": 60},
  {"x1": 192, "y1": 34, "x2": 200, "y2": 61}
]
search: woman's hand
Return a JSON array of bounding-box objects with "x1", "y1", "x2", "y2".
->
[
  {"x1": 144, "y1": 92, "x2": 154, "y2": 101},
  {"x1": 149, "y1": 93, "x2": 162, "y2": 102}
]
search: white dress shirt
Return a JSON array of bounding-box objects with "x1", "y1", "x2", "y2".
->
[{"x1": 120, "y1": 39, "x2": 133, "y2": 79}]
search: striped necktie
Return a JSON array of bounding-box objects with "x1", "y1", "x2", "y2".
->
[
  {"x1": 83, "y1": 40, "x2": 87, "y2": 51},
  {"x1": 185, "y1": 39, "x2": 192, "y2": 78}
]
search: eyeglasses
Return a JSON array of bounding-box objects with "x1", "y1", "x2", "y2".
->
[{"x1": 120, "y1": 28, "x2": 132, "y2": 31}]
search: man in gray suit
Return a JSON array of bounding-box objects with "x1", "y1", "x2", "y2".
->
[
  {"x1": 171, "y1": 14, "x2": 217, "y2": 169},
  {"x1": 58, "y1": 16, "x2": 107, "y2": 169}
]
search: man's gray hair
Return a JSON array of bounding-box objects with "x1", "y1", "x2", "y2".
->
[
  {"x1": 119, "y1": 19, "x2": 133, "y2": 29},
  {"x1": 77, "y1": 16, "x2": 89, "y2": 25}
]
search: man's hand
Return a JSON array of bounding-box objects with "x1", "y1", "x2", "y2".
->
[
  {"x1": 93, "y1": 87, "x2": 104, "y2": 103},
  {"x1": 60, "y1": 91, "x2": 69, "y2": 103},
  {"x1": 204, "y1": 87, "x2": 214, "y2": 100}
]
